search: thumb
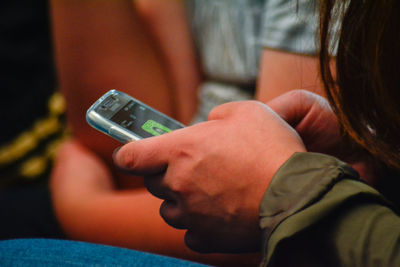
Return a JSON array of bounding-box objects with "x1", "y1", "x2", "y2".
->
[{"x1": 113, "y1": 134, "x2": 172, "y2": 176}]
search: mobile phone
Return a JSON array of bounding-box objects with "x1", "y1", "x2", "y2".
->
[{"x1": 86, "y1": 90, "x2": 185, "y2": 143}]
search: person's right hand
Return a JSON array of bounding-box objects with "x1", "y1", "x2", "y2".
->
[
  {"x1": 114, "y1": 101, "x2": 306, "y2": 253},
  {"x1": 267, "y1": 90, "x2": 377, "y2": 184}
]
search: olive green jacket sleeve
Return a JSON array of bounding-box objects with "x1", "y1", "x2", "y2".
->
[{"x1": 259, "y1": 152, "x2": 400, "y2": 267}]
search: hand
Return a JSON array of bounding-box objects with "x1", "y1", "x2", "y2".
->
[
  {"x1": 114, "y1": 101, "x2": 306, "y2": 253},
  {"x1": 267, "y1": 90, "x2": 377, "y2": 184}
]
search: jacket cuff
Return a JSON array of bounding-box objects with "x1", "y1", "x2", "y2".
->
[{"x1": 259, "y1": 152, "x2": 360, "y2": 264}]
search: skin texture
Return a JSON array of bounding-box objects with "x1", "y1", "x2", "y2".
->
[
  {"x1": 256, "y1": 49, "x2": 325, "y2": 103},
  {"x1": 114, "y1": 101, "x2": 306, "y2": 253}
]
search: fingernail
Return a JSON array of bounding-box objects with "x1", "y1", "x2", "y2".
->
[{"x1": 112, "y1": 146, "x2": 122, "y2": 162}]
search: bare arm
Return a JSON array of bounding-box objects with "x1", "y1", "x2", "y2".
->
[
  {"x1": 50, "y1": 0, "x2": 175, "y2": 164},
  {"x1": 136, "y1": 0, "x2": 202, "y2": 124},
  {"x1": 256, "y1": 49, "x2": 325, "y2": 103}
]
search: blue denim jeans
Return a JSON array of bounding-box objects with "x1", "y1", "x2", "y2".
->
[{"x1": 0, "y1": 239, "x2": 210, "y2": 267}]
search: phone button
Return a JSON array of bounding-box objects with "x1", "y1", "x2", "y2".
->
[{"x1": 109, "y1": 127, "x2": 133, "y2": 143}]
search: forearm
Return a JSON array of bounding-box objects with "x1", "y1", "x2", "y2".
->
[
  {"x1": 50, "y1": 0, "x2": 174, "y2": 161},
  {"x1": 256, "y1": 49, "x2": 325, "y2": 103},
  {"x1": 54, "y1": 186, "x2": 259, "y2": 266},
  {"x1": 53, "y1": 187, "x2": 181, "y2": 252},
  {"x1": 136, "y1": 0, "x2": 202, "y2": 124}
]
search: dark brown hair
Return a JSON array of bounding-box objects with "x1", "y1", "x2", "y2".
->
[{"x1": 319, "y1": 0, "x2": 400, "y2": 169}]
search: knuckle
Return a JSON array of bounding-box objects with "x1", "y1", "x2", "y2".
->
[
  {"x1": 288, "y1": 89, "x2": 318, "y2": 103},
  {"x1": 287, "y1": 89, "x2": 308, "y2": 100},
  {"x1": 209, "y1": 101, "x2": 261, "y2": 120},
  {"x1": 208, "y1": 105, "x2": 225, "y2": 120},
  {"x1": 166, "y1": 171, "x2": 185, "y2": 195},
  {"x1": 169, "y1": 139, "x2": 195, "y2": 162},
  {"x1": 282, "y1": 90, "x2": 312, "y2": 111},
  {"x1": 208, "y1": 102, "x2": 236, "y2": 120}
]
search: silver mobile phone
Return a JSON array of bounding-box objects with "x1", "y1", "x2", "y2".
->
[{"x1": 86, "y1": 90, "x2": 184, "y2": 143}]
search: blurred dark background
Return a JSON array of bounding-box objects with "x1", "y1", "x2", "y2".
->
[{"x1": 1, "y1": 0, "x2": 56, "y2": 143}]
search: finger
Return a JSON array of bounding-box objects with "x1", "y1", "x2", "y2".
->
[
  {"x1": 159, "y1": 200, "x2": 187, "y2": 230},
  {"x1": 113, "y1": 134, "x2": 174, "y2": 176},
  {"x1": 143, "y1": 173, "x2": 177, "y2": 202},
  {"x1": 267, "y1": 89, "x2": 320, "y2": 127},
  {"x1": 142, "y1": 164, "x2": 187, "y2": 230}
]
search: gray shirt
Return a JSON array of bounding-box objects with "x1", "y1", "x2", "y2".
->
[{"x1": 186, "y1": 0, "x2": 319, "y2": 85}]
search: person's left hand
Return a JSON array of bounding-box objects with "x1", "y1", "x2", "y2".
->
[
  {"x1": 114, "y1": 101, "x2": 306, "y2": 253},
  {"x1": 267, "y1": 90, "x2": 377, "y2": 184}
]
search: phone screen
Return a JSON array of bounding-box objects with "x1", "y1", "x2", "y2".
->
[{"x1": 109, "y1": 100, "x2": 183, "y2": 138}]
